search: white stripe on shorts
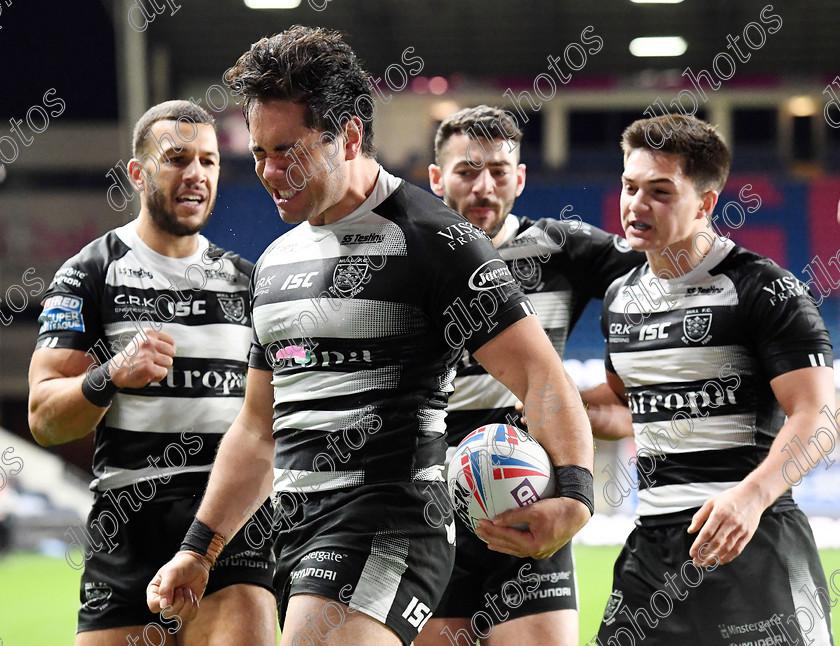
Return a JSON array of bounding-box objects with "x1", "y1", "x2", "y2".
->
[
  {"x1": 787, "y1": 557, "x2": 832, "y2": 645},
  {"x1": 349, "y1": 529, "x2": 409, "y2": 624}
]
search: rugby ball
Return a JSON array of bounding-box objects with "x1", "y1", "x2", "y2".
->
[{"x1": 446, "y1": 424, "x2": 556, "y2": 540}]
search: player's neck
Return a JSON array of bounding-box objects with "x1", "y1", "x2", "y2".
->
[
  {"x1": 490, "y1": 219, "x2": 508, "y2": 248},
  {"x1": 647, "y1": 230, "x2": 714, "y2": 279},
  {"x1": 313, "y1": 157, "x2": 380, "y2": 227},
  {"x1": 134, "y1": 214, "x2": 200, "y2": 258}
]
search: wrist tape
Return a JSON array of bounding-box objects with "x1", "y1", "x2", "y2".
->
[
  {"x1": 554, "y1": 465, "x2": 595, "y2": 516},
  {"x1": 180, "y1": 518, "x2": 226, "y2": 567},
  {"x1": 81, "y1": 363, "x2": 120, "y2": 408}
]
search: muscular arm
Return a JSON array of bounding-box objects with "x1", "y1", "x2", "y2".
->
[
  {"x1": 474, "y1": 316, "x2": 593, "y2": 470},
  {"x1": 470, "y1": 315, "x2": 593, "y2": 558},
  {"x1": 190, "y1": 366, "x2": 276, "y2": 538},
  {"x1": 688, "y1": 366, "x2": 836, "y2": 566},
  {"x1": 28, "y1": 329, "x2": 175, "y2": 446},
  {"x1": 581, "y1": 372, "x2": 634, "y2": 441},
  {"x1": 147, "y1": 367, "x2": 276, "y2": 618}
]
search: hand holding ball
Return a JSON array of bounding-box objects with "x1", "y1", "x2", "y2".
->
[{"x1": 446, "y1": 424, "x2": 556, "y2": 540}]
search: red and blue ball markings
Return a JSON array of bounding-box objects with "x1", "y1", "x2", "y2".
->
[{"x1": 457, "y1": 424, "x2": 544, "y2": 516}]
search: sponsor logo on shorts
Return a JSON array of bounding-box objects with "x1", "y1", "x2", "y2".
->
[
  {"x1": 504, "y1": 586, "x2": 572, "y2": 604},
  {"x1": 301, "y1": 550, "x2": 346, "y2": 563},
  {"x1": 39, "y1": 295, "x2": 84, "y2": 333},
  {"x1": 214, "y1": 549, "x2": 270, "y2": 570},
  {"x1": 402, "y1": 595, "x2": 433, "y2": 630},
  {"x1": 290, "y1": 567, "x2": 337, "y2": 582},
  {"x1": 81, "y1": 582, "x2": 113, "y2": 612},
  {"x1": 537, "y1": 571, "x2": 571, "y2": 583},
  {"x1": 718, "y1": 614, "x2": 786, "y2": 643},
  {"x1": 602, "y1": 589, "x2": 623, "y2": 626}
]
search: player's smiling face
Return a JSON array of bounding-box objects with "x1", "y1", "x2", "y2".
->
[
  {"x1": 620, "y1": 148, "x2": 716, "y2": 272},
  {"x1": 140, "y1": 121, "x2": 219, "y2": 237},
  {"x1": 248, "y1": 99, "x2": 351, "y2": 226},
  {"x1": 430, "y1": 133, "x2": 525, "y2": 246}
]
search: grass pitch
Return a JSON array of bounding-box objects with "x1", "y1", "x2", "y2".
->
[{"x1": 1, "y1": 546, "x2": 838, "y2": 645}]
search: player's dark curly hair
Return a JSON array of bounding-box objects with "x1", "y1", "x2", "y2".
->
[
  {"x1": 621, "y1": 114, "x2": 730, "y2": 194},
  {"x1": 225, "y1": 25, "x2": 376, "y2": 156},
  {"x1": 132, "y1": 100, "x2": 215, "y2": 158},
  {"x1": 434, "y1": 105, "x2": 523, "y2": 165}
]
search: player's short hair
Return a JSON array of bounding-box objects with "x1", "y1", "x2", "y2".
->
[
  {"x1": 132, "y1": 100, "x2": 215, "y2": 158},
  {"x1": 621, "y1": 114, "x2": 730, "y2": 194},
  {"x1": 224, "y1": 25, "x2": 376, "y2": 156},
  {"x1": 434, "y1": 105, "x2": 523, "y2": 165}
]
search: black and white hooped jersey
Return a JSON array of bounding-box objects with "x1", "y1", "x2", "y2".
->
[
  {"x1": 602, "y1": 236, "x2": 834, "y2": 519},
  {"x1": 248, "y1": 168, "x2": 532, "y2": 493},
  {"x1": 35, "y1": 222, "x2": 253, "y2": 494},
  {"x1": 445, "y1": 214, "x2": 643, "y2": 446}
]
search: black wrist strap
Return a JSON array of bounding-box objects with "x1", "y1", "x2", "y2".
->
[
  {"x1": 181, "y1": 518, "x2": 226, "y2": 566},
  {"x1": 81, "y1": 363, "x2": 119, "y2": 408},
  {"x1": 554, "y1": 465, "x2": 595, "y2": 516}
]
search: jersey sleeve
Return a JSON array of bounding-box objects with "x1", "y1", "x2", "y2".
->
[
  {"x1": 35, "y1": 247, "x2": 107, "y2": 353},
  {"x1": 247, "y1": 253, "x2": 273, "y2": 371},
  {"x1": 563, "y1": 222, "x2": 644, "y2": 299},
  {"x1": 418, "y1": 211, "x2": 532, "y2": 355},
  {"x1": 740, "y1": 261, "x2": 834, "y2": 379},
  {"x1": 601, "y1": 275, "x2": 624, "y2": 375}
]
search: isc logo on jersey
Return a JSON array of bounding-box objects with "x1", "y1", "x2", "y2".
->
[
  {"x1": 638, "y1": 322, "x2": 671, "y2": 341},
  {"x1": 280, "y1": 271, "x2": 319, "y2": 290}
]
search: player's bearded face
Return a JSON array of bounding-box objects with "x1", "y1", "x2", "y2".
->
[
  {"x1": 435, "y1": 134, "x2": 524, "y2": 243},
  {"x1": 145, "y1": 179, "x2": 216, "y2": 237},
  {"x1": 139, "y1": 121, "x2": 220, "y2": 238}
]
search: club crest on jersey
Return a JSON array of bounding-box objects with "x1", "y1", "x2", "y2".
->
[
  {"x1": 218, "y1": 295, "x2": 246, "y2": 323},
  {"x1": 332, "y1": 256, "x2": 371, "y2": 297},
  {"x1": 602, "y1": 590, "x2": 623, "y2": 625},
  {"x1": 682, "y1": 311, "x2": 712, "y2": 344}
]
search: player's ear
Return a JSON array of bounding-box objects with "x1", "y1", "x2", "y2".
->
[
  {"x1": 127, "y1": 158, "x2": 146, "y2": 192},
  {"x1": 343, "y1": 116, "x2": 364, "y2": 161},
  {"x1": 429, "y1": 164, "x2": 445, "y2": 197},
  {"x1": 697, "y1": 189, "x2": 719, "y2": 221}
]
